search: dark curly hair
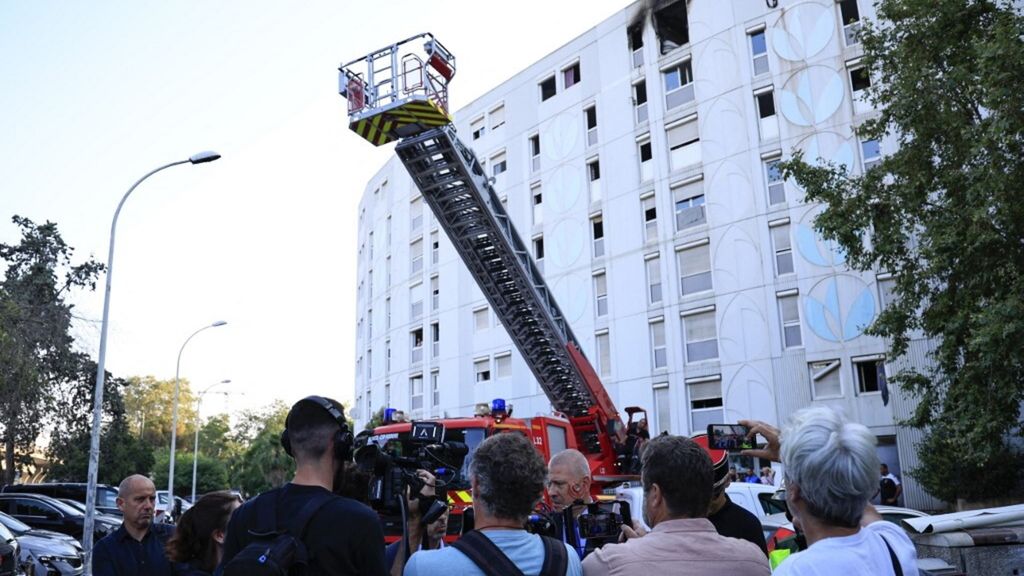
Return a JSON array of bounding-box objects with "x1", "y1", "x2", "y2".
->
[
  {"x1": 165, "y1": 491, "x2": 240, "y2": 572},
  {"x1": 470, "y1": 432, "x2": 546, "y2": 522}
]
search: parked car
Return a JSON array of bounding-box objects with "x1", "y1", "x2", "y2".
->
[
  {"x1": 0, "y1": 511, "x2": 84, "y2": 576},
  {"x1": 57, "y1": 498, "x2": 122, "y2": 523},
  {"x1": 0, "y1": 520, "x2": 19, "y2": 576},
  {"x1": 155, "y1": 491, "x2": 191, "y2": 524},
  {"x1": 0, "y1": 494, "x2": 119, "y2": 545},
  {"x1": 614, "y1": 480, "x2": 780, "y2": 534},
  {"x1": 765, "y1": 505, "x2": 931, "y2": 552},
  {"x1": 1, "y1": 483, "x2": 121, "y2": 518}
]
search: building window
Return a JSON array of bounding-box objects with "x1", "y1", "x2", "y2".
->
[
  {"x1": 653, "y1": 384, "x2": 671, "y2": 434},
  {"x1": 533, "y1": 235, "x2": 545, "y2": 271},
  {"x1": 470, "y1": 116, "x2": 485, "y2": 140},
  {"x1": 594, "y1": 271, "x2": 608, "y2": 317},
  {"x1": 765, "y1": 159, "x2": 786, "y2": 205},
  {"x1": 367, "y1": 348, "x2": 372, "y2": 379},
  {"x1": 750, "y1": 29, "x2": 769, "y2": 76},
  {"x1": 771, "y1": 222, "x2": 794, "y2": 276},
  {"x1": 495, "y1": 353, "x2": 512, "y2": 379},
  {"x1": 532, "y1": 185, "x2": 543, "y2": 226},
  {"x1": 489, "y1": 104, "x2": 505, "y2": 130},
  {"x1": 491, "y1": 151, "x2": 507, "y2": 177},
  {"x1": 474, "y1": 307, "x2": 489, "y2": 332},
  {"x1": 688, "y1": 378, "x2": 723, "y2": 434},
  {"x1": 629, "y1": 25, "x2": 645, "y2": 68},
  {"x1": 410, "y1": 282, "x2": 424, "y2": 320},
  {"x1": 646, "y1": 253, "x2": 663, "y2": 304},
  {"x1": 410, "y1": 328, "x2": 424, "y2": 364},
  {"x1": 384, "y1": 381, "x2": 390, "y2": 407},
  {"x1": 368, "y1": 270, "x2": 373, "y2": 300},
  {"x1": 540, "y1": 75, "x2": 557, "y2": 101},
  {"x1": 809, "y1": 359, "x2": 842, "y2": 398},
  {"x1": 861, "y1": 138, "x2": 881, "y2": 171},
  {"x1": 585, "y1": 105, "x2": 598, "y2": 146},
  {"x1": 431, "y1": 231, "x2": 439, "y2": 265},
  {"x1": 588, "y1": 159, "x2": 602, "y2": 203},
  {"x1": 667, "y1": 117, "x2": 700, "y2": 170},
  {"x1": 839, "y1": 0, "x2": 862, "y2": 46},
  {"x1": 367, "y1": 307, "x2": 373, "y2": 339},
  {"x1": 410, "y1": 374, "x2": 424, "y2": 411},
  {"x1": 673, "y1": 180, "x2": 706, "y2": 230},
  {"x1": 595, "y1": 331, "x2": 611, "y2": 377},
  {"x1": 642, "y1": 194, "x2": 657, "y2": 242},
  {"x1": 410, "y1": 197, "x2": 423, "y2": 233},
  {"x1": 650, "y1": 318, "x2": 668, "y2": 369},
  {"x1": 431, "y1": 274, "x2": 439, "y2": 311},
  {"x1": 431, "y1": 370, "x2": 440, "y2": 407},
  {"x1": 683, "y1": 309, "x2": 718, "y2": 362},
  {"x1": 663, "y1": 60, "x2": 695, "y2": 109},
  {"x1": 386, "y1": 256, "x2": 392, "y2": 288},
  {"x1": 431, "y1": 321, "x2": 440, "y2": 358},
  {"x1": 591, "y1": 216, "x2": 605, "y2": 258},
  {"x1": 653, "y1": 0, "x2": 690, "y2": 54},
  {"x1": 633, "y1": 80, "x2": 649, "y2": 124},
  {"x1": 385, "y1": 339, "x2": 391, "y2": 374},
  {"x1": 877, "y1": 275, "x2": 897, "y2": 310},
  {"x1": 563, "y1": 62, "x2": 581, "y2": 89},
  {"x1": 677, "y1": 242, "x2": 712, "y2": 295},
  {"x1": 855, "y1": 357, "x2": 885, "y2": 394},
  {"x1": 529, "y1": 134, "x2": 541, "y2": 172},
  {"x1": 778, "y1": 292, "x2": 803, "y2": 348},
  {"x1": 849, "y1": 66, "x2": 872, "y2": 114},
  {"x1": 755, "y1": 90, "x2": 779, "y2": 140},
  {"x1": 368, "y1": 231, "x2": 374, "y2": 260},
  {"x1": 386, "y1": 214, "x2": 392, "y2": 248},
  {"x1": 385, "y1": 297, "x2": 391, "y2": 330},
  {"x1": 410, "y1": 238, "x2": 423, "y2": 275},
  {"x1": 638, "y1": 140, "x2": 654, "y2": 182},
  {"x1": 474, "y1": 358, "x2": 491, "y2": 383}
]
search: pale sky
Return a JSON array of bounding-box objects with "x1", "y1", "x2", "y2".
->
[{"x1": 0, "y1": 1, "x2": 631, "y2": 419}]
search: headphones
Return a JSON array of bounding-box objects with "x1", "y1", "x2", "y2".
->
[{"x1": 280, "y1": 395, "x2": 354, "y2": 462}]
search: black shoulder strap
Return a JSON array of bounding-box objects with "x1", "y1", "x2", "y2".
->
[
  {"x1": 451, "y1": 530, "x2": 526, "y2": 576},
  {"x1": 539, "y1": 536, "x2": 569, "y2": 575},
  {"x1": 287, "y1": 490, "x2": 336, "y2": 538},
  {"x1": 880, "y1": 536, "x2": 904, "y2": 576}
]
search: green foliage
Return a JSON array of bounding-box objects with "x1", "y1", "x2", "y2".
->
[
  {"x1": 365, "y1": 406, "x2": 384, "y2": 430},
  {"x1": 0, "y1": 216, "x2": 103, "y2": 484},
  {"x1": 228, "y1": 402, "x2": 294, "y2": 496},
  {"x1": 780, "y1": 0, "x2": 1024, "y2": 502},
  {"x1": 48, "y1": 420, "x2": 154, "y2": 485},
  {"x1": 123, "y1": 375, "x2": 198, "y2": 450},
  {"x1": 198, "y1": 414, "x2": 236, "y2": 460},
  {"x1": 152, "y1": 450, "x2": 230, "y2": 497}
]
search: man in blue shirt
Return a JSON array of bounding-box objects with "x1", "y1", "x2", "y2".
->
[
  {"x1": 92, "y1": 474, "x2": 175, "y2": 576},
  {"x1": 404, "y1": 433, "x2": 581, "y2": 576}
]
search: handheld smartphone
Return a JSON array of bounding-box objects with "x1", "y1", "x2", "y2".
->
[{"x1": 707, "y1": 424, "x2": 754, "y2": 451}]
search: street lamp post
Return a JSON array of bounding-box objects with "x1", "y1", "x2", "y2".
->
[
  {"x1": 191, "y1": 379, "x2": 231, "y2": 503},
  {"x1": 83, "y1": 151, "x2": 220, "y2": 572},
  {"x1": 168, "y1": 321, "x2": 227, "y2": 517}
]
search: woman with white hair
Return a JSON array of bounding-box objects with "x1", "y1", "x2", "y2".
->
[{"x1": 741, "y1": 407, "x2": 918, "y2": 576}]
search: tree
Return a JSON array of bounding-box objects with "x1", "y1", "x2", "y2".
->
[
  {"x1": 46, "y1": 353, "x2": 153, "y2": 483},
  {"x1": 780, "y1": 0, "x2": 1024, "y2": 502},
  {"x1": 197, "y1": 414, "x2": 236, "y2": 461},
  {"x1": 123, "y1": 375, "x2": 197, "y2": 450},
  {"x1": 229, "y1": 402, "x2": 293, "y2": 496},
  {"x1": 152, "y1": 450, "x2": 229, "y2": 497},
  {"x1": 0, "y1": 216, "x2": 103, "y2": 484}
]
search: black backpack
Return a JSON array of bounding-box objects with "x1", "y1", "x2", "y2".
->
[{"x1": 222, "y1": 490, "x2": 335, "y2": 576}]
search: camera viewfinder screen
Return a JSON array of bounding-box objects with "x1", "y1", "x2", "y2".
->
[{"x1": 708, "y1": 424, "x2": 754, "y2": 451}]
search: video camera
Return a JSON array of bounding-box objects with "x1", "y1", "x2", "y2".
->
[
  {"x1": 526, "y1": 499, "x2": 632, "y2": 555},
  {"x1": 354, "y1": 421, "x2": 467, "y2": 522}
]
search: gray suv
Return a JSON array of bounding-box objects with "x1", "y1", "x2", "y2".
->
[{"x1": 0, "y1": 512, "x2": 83, "y2": 575}]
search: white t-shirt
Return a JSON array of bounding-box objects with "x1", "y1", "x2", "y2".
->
[
  {"x1": 775, "y1": 521, "x2": 918, "y2": 576},
  {"x1": 882, "y1": 473, "x2": 902, "y2": 485}
]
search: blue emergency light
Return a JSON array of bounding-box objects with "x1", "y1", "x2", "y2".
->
[{"x1": 384, "y1": 407, "x2": 397, "y2": 424}]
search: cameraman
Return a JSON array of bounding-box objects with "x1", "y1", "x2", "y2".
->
[
  {"x1": 547, "y1": 449, "x2": 593, "y2": 557},
  {"x1": 405, "y1": 432, "x2": 581, "y2": 575},
  {"x1": 220, "y1": 396, "x2": 387, "y2": 575},
  {"x1": 581, "y1": 435, "x2": 769, "y2": 576},
  {"x1": 387, "y1": 470, "x2": 448, "y2": 576}
]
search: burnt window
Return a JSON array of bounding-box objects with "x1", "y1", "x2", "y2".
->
[{"x1": 654, "y1": 0, "x2": 689, "y2": 54}]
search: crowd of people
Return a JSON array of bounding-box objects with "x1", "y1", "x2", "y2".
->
[{"x1": 91, "y1": 396, "x2": 919, "y2": 575}]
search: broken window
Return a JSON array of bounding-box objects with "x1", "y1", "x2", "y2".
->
[
  {"x1": 629, "y1": 25, "x2": 645, "y2": 67},
  {"x1": 654, "y1": 0, "x2": 689, "y2": 54}
]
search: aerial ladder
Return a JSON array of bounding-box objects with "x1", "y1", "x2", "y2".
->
[{"x1": 340, "y1": 34, "x2": 640, "y2": 483}]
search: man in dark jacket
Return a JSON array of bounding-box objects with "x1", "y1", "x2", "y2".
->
[{"x1": 92, "y1": 474, "x2": 175, "y2": 576}]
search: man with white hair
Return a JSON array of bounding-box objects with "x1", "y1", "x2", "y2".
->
[
  {"x1": 741, "y1": 407, "x2": 919, "y2": 576},
  {"x1": 548, "y1": 449, "x2": 594, "y2": 557}
]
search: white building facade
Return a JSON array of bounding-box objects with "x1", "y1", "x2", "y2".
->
[{"x1": 352, "y1": 0, "x2": 940, "y2": 509}]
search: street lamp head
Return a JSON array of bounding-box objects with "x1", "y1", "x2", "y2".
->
[
  {"x1": 221, "y1": 379, "x2": 232, "y2": 384},
  {"x1": 211, "y1": 320, "x2": 228, "y2": 327},
  {"x1": 189, "y1": 151, "x2": 222, "y2": 164}
]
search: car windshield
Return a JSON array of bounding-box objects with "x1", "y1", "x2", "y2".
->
[
  {"x1": 0, "y1": 512, "x2": 31, "y2": 536},
  {"x1": 46, "y1": 498, "x2": 84, "y2": 517}
]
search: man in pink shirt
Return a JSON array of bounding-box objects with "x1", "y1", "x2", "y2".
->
[{"x1": 581, "y1": 435, "x2": 769, "y2": 576}]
